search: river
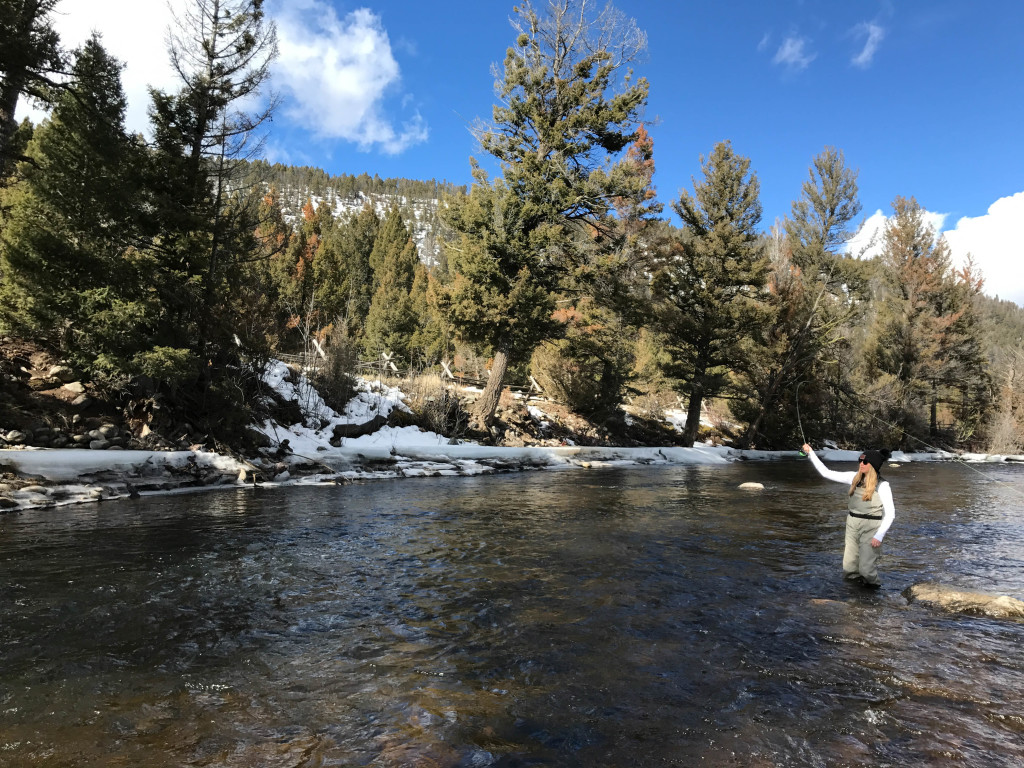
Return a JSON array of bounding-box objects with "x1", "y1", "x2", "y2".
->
[{"x1": 2, "y1": 460, "x2": 1023, "y2": 766}]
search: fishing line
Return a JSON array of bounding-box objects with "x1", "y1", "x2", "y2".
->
[
  {"x1": 807, "y1": 389, "x2": 1024, "y2": 501},
  {"x1": 785, "y1": 254, "x2": 1023, "y2": 498}
]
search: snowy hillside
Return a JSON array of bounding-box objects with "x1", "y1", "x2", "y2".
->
[{"x1": 278, "y1": 188, "x2": 444, "y2": 266}]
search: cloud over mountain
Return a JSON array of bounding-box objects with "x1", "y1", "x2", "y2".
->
[
  {"x1": 846, "y1": 193, "x2": 1024, "y2": 307},
  {"x1": 273, "y1": 2, "x2": 428, "y2": 154},
  {"x1": 942, "y1": 192, "x2": 1024, "y2": 306}
]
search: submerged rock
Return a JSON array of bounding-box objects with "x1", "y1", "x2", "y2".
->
[{"x1": 903, "y1": 582, "x2": 1024, "y2": 621}]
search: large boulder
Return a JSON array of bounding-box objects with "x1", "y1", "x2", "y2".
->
[
  {"x1": 4, "y1": 430, "x2": 29, "y2": 445},
  {"x1": 903, "y1": 582, "x2": 1024, "y2": 621},
  {"x1": 49, "y1": 365, "x2": 77, "y2": 383}
]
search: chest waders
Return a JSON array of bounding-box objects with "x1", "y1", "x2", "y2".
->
[{"x1": 844, "y1": 481, "x2": 884, "y2": 586}]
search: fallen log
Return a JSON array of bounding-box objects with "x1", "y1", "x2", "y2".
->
[{"x1": 332, "y1": 413, "x2": 389, "y2": 441}]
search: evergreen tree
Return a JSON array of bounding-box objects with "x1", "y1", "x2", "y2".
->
[
  {"x1": 310, "y1": 205, "x2": 350, "y2": 326},
  {"x1": 596, "y1": 124, "x2": 663, "y2": 324},
  {"x1": 362, "y1": 207, "x2": 418, "y2": 361},
  {"x1": 0, "y1": 35, "x2": 156, "y2": 379},
  {"x1": 232, "y1": 186, "x2": 289, "y2": 355},
  {"x1": 935, "y1": 256, "x2": 992, "y2": 445},
  {"x1": 409, "y1": 262, "x2": 450, "y2": 366},
  {"x1": 147, "y1": 0, "x2": 277, "y2": 374},
  {"x1": 530, "y1": 298, "x2": 634, "y2": 421},
  {"x1": 862, "y1": 196, "x2": 967, "y2": 447},
  {"x1": 543, "y1": 125, "x2": 665, "y2": 423},
  {"x1": 651, "y1": 141, "x2": 770, "y2": 447},
  {"x1": 330, "y1": 203, "x2": 379, "y2": 340},
  {"x1": 0, "y1": 0, "x2": 64, "y2": 180},
  {"x1": 737, "y1": 147, "x2": 866, "y2": 447},
  {"x1": 271, "y1": 200, "x2": 319, "y2": 344},
  {"x1": 437, "y1": 0, "x2": 649, "y2": 430}
]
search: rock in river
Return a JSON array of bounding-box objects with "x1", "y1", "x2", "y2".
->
[{"x1": 903, "y1": 582, "x2": 1024, "y2": 621}]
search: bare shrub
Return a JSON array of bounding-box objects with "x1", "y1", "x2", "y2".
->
[
  {"x1": 398, "y1": 371, "x2": 446, "y2": 404},
  {"x1": 987, "y1": 411, "x2": 1023, "y2": 455},
  {"x1": 704, "y1": 399, "x2": 737, "y2": 437},
  {"x1": 631, "y1": 389, "x2": 676, "y2": 421},
  {"x1": 399, "y1": 371, "x2": 469, "y2": 440},
  {"x1": 420, "y1": 387, "x2": 470, "y2": 439},
  {"x1": 310, "y1": 326, "x2": 360, "y2": 415}
]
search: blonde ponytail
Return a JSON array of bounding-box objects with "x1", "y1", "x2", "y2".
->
[{"x1": 849, "y1": 464, "x2": 878, "y2": 500}]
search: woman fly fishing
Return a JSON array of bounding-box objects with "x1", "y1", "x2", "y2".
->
[{"x1": 802, "y1": 444, "x2": 895, "y2": 589}]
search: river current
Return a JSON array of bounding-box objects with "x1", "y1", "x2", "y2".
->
[{"x1": 2, "y1": 460, "x2": 1023, "y2": 766}]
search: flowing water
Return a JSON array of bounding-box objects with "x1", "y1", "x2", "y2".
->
[{"x1": 2, "y1": 460, "x2": 1023, "y2": 767}]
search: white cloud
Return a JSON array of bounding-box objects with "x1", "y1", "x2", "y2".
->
[
  {"x1": 757, "y1": 32, "x2": 771, "y2": 52},
  {"x1": 846, "y1": 194, "x2": 1024, "y2": 307},
  {"x1": 845, "y1": 210, "x2": 889, "y2": 259},
  {"x1": 16, "y1": 0, "x2": 426, "y2": 155},
  {"x1": 773, "y1": 36, "x2": 816, "y2": 70},
  {"x1": 851, "y1": 22, "x2": 886, "y2": 68},
  {"x1": 272, "y1": 1, "x2": 427, "y2": 154},
  {"x1": 16, "y1": 0, "x2": 181, "y2": 135},
  {"x1": 942, "y1": 192, "x2": 1024, "y2": 306}
]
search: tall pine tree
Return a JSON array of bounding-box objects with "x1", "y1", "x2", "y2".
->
[
  {"x1": 651, "y1": 141, "x2": 770, "y2": 447},
  {"x1": 147, "y1": 0, "x2": 277, "y2": 376},
  {"x1": 328, "y1": 203, "x2": 379, "y2": 341},
  {"x1": 362, "y1": 207, "x2": 419, "y2": 361},
  {"x1": 437, "y1": 0, "x2": 649, "y2": 429},
  {"x1": 736, "y1": 147, "x2": 866, "y2": 447},
  {"x1": 863, "y1": 196, "x2": 960, "y2": 447}
]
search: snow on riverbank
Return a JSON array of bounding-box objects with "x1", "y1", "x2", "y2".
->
[
  {"x1": 0, "y1": 441, "x2": 743, "y2": 512},
  {"x1": 4, "y1": 440, "x2": 1016, "y2": 514},
  {"x1": 2, "y1": 359, "x2": 1020, "y2": 512}
]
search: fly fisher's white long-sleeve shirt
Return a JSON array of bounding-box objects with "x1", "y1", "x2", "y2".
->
[{"x1": 806, "y1": 449, "x2": 896, "y2": 542}]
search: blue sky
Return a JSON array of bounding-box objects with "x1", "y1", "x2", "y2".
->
[{"x1": 28, "y1": 0, "x2": 1024, "y2": 303}]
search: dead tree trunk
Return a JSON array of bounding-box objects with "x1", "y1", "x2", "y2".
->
[{"x1": 471, "y1": 344, "x2": 511, "y2": 432}]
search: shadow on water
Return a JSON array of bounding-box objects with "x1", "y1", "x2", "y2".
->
[{"x1": 1, "y1": 461, "x2": 1023, "y2": 766}]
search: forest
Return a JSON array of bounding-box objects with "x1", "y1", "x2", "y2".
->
[{"x1": 2, "y1": 0, "x2": 1022, "y2": 454}]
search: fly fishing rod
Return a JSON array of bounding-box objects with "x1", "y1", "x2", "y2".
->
[{"x1": 796, "y1": 380, "x2": 808, "y2": 456}]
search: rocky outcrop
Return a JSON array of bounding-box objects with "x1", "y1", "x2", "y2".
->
[{"x1": 903, "y1": 582, "x2": 1024, "y2": 621}]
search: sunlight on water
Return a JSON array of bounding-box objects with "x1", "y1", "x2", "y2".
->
[{"x1": 1, "y1": 462, "x2": 1023, "y2": 766}]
